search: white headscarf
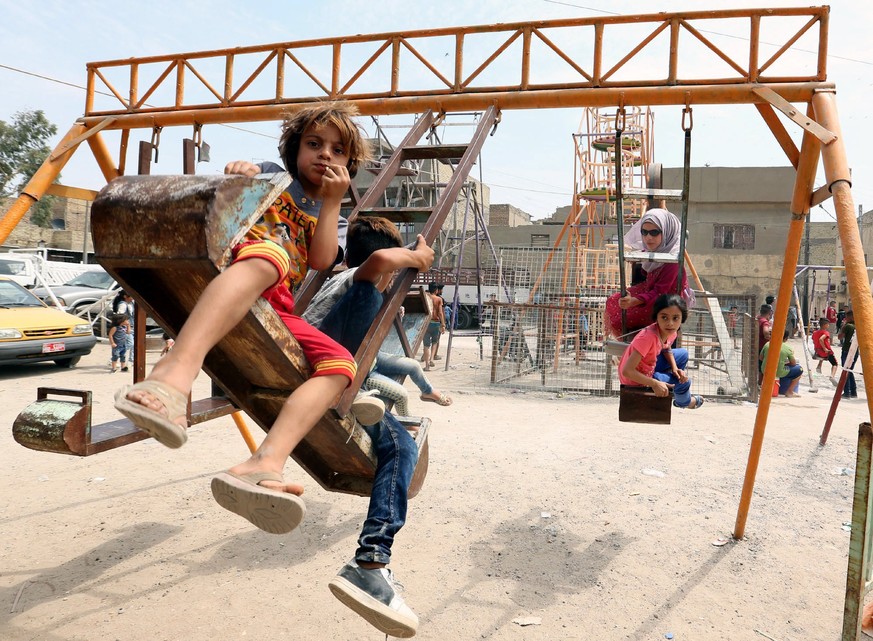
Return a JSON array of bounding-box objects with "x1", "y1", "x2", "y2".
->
[{"x1": 623, "y1": 208, "x2": 682, "y2": 272}]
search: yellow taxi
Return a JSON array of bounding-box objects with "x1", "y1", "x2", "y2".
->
[{"x1": 0, "y1": 276, "x2": 97, "y2": 367}]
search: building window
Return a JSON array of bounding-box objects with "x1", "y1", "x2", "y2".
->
[
  {"x1": 530, "y1": 233, "x2": 550, "y2": 247},
  {"x1": 713, "y1": 224, "x2": 755, "y2": 250}
]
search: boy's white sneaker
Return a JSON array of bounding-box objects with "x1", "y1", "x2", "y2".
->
[
  {"x1": 329, "y1": 559, "x2": 418, "y2": 638},
  {"x1": 351, "y1": 391, "x2": 385, "y2": 426}
]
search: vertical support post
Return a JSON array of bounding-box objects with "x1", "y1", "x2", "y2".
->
[
  {"x1": 129, "y1": 63, "x2": 139, "y2": 110},
  {"x1": 668, "y1": 18, "x2": 679, "y2": 84},
  {"x1": 592, "y1": 23, "x2": 603, "y2": 85},
  {"x1": 276, "y1": 48, "x2": 285, "y2": 100},
  {"x1": 175, "y1": 59, "x2": 185, "y2": 108},
  {"x1": 734, "y1": 104, "x2": 821, "y2": 540},
  {"x1": 85, "y1": 67, "x2": 95, "y2": 114},
  {"x1": 133, "y1": 301, "x2": 146, "y2": 382},
  {"x1": 817, "y1": 9, "x2": 830, "y2": 81},
  {"x1": 813, "y1": 89, "x2": 873, "y2": 432},
  {"x1": 521, "y1": 27, "x2": 531, "y2": 90},
  {"x1": 454, "y1": 34, "x2": 464, "y2": 91},
  {"x1": 331, "y1": 43, "x2": 341, "y2": 97},
  {"x1": 748, "y1": 15, "x2": 760, "y2": 83},
  {"x1": 390, "y1": 38, "x2": 400, "y2": 96},
  {"x1": 0, "y1": 122, "x2": 86, "y2": 245},
  {"x1": 224, "y1": 54, "x2": 234, "y2": 105},
  {"x1": 842, "y1": 423, "x2": 873, "y2": 640}
]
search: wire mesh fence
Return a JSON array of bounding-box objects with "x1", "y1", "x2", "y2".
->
[{"x1": 470, "y1": 248, "x2": 757, "y2": 401}]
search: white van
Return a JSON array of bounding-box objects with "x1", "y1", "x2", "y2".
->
[
  {"x1": 0, "y1": 251, "x2": 99, "y2": 289},
  {"x1": 0, "y1": 255, "x2": 38, "y2": 287}
]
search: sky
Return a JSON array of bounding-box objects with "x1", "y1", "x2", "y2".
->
[{"x1": 1, "y1": 0, "x2": 871, "y2": 224}]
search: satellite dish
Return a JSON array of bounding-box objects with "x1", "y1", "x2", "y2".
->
[{"x1": 51, "y1": 218, "x2": 66, "y2": 230}]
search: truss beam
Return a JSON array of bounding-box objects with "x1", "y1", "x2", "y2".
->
[{"x1": 79, "y1": 6, "x2": 829, "y2": 128}]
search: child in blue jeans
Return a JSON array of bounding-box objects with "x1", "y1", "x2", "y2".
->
[
  {"x1": 108, "y1": 313, "x2": 130, "y2": 373},
  {"x1": 619, "y1": 293, "x2": 703, "y2": 409},
  {"x1": 303, "y1": 216, "x2": 436, "y2": 637}
]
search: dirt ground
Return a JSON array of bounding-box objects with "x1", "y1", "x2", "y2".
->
[{"x1": 0, "y1": 334, "x2": 869, "y2": 640}]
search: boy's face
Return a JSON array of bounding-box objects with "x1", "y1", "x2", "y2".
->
[{"x1": 296, "y1": 122, "x2": 350, "y2": 195}]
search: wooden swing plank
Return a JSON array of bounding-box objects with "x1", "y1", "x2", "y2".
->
[{"x1": 618, "y1": 386, "x2": 672, "y2": 424}]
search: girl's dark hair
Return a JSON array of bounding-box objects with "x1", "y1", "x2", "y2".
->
[
  {"x1": 110, "y1": 312, "x2": 128, "y2": 326},
  {"x1": 112, "y1": 291, "x2": 126, "y2": 313},
  {"x1": 652, "y1": 293, "x2": 688, "y2": 322}
]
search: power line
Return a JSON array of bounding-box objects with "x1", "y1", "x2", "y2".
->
[
  {"x1": 542, "y1": 1, "x2": 873, "y2": 66},
  {"x1": 0, "y1": 63, "x2": 277, "y2": 139},
  {"x1": 488, "y1": 168, "x2": 569, "y2": 190},
  {"x1": 488, "y1": 182, "x2": 572, "y2": 196}
]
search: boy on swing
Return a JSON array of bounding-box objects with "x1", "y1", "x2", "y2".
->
[{"x1": 114, "y1": 102, "x2": 374, "y2": 534}]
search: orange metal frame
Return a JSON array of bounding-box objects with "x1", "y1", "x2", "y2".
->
[
  {"x1": 2, "y1": 10, "x2": 872, "y2": 615},
  {"x1": 78, "y1": 6, "x2": 829, "y2": 127}
]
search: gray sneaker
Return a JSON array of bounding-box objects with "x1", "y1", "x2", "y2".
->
[
  {"x1": 351, "y1": 391, "x2": 385, "y2": 426},
  {"x1": 328, "y1": 559, "x2": 418, "y2": 638}
]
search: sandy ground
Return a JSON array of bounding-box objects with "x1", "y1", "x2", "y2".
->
[{"x1": 0, "y1": 334, "x2": 870, "y2": 641}]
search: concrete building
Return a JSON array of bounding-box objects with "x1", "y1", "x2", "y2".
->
[
  {"x1": 1, "y1": 196, "x2": 94, "y2": 260},
  {"x1": 489, "y1": 203, "x2": 531, "y2": 227}
]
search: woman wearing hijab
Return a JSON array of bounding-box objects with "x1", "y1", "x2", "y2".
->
[{"x1": 605, "y1": 208, "x2": 691, "y2": 338}]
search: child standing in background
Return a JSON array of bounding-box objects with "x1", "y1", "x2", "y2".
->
[{"x1": 108, "y1": 312, "x2": 130, "y2": 373}]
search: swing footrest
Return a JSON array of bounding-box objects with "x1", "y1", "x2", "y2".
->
[
  {"x1": 622, "y1": 187, "x2": 684, "y2": 201},
  {"x1": 619, "y1": 386, "x2": 672, "y2": 424}
]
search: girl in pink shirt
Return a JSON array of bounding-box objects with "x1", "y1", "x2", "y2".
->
[{"x1": 619, "y1": 293, "x2": 703, "y2": 409}]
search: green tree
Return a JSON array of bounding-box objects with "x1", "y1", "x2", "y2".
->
[{"x1": 0, "y1": 110, "x2": 58, "y2": 227}]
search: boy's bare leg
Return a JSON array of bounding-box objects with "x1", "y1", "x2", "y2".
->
[
  {"x1": 226, "y1": 374, "x2": 347, "y2": 494},
  {"x1": 125, "y1": 259, "x2": 277, "y2": 421}
]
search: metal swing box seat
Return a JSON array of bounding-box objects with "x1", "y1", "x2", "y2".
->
[{"x1": 15, "y1": 172, "x2": 431, "y2": 498}]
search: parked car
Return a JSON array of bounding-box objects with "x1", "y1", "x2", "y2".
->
[
  {"x1": 0, "y1": 276, "x2": 97, "y2": 367},
  {"x1": 31, "y1": 268, "x2": 120, "y2": 316},
  {"x1": 31, "y1": 268, "x2": 163, "y2": 337}
]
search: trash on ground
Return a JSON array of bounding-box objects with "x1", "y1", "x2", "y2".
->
[{"x1": 641, "y1": 468, "x2": 666, "y2": 478}]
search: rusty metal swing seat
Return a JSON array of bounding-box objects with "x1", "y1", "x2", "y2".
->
[
  {"x1": 16, "y1": 171, "x2": 422, "y2": 496},
  {"x1": 13, "y1": 106, "x2": 498, "y2": 498}
]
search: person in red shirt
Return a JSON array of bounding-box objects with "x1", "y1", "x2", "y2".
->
[
  {"x1": 812, "y1": 317, "x2": 838, "y2": 384},
  {"x1": 826, "y1": 300, "x2": 837, "y2": 325}
]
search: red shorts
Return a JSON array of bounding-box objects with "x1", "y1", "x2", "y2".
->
[{"x1": 232, "y1": 240, "x2": 355, "y2": 384}]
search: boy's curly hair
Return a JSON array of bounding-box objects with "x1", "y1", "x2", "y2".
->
[{"x1": 278, "y1": 102, "x2": 372, "y2": 179}]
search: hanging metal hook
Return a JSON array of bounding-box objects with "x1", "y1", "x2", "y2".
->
[
  {"x1": 431, "y1": 110, "x2": 447, "y2": 130},
  {"x1": 682, "y1": 94, "x2": 693, "y2": 132},
  {"x1": 149, "y1": 125, "x2": 163, "y2": 163}
]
